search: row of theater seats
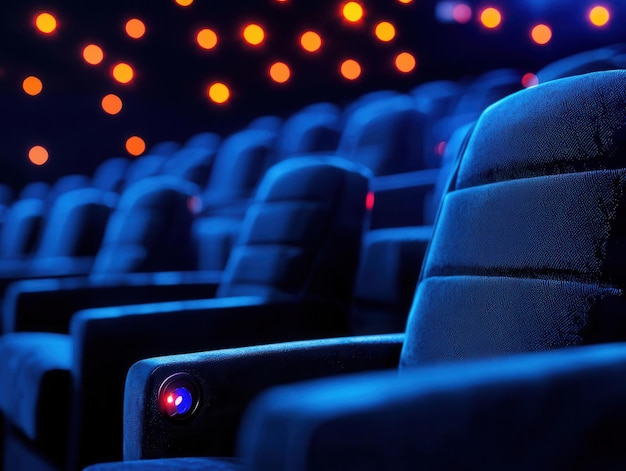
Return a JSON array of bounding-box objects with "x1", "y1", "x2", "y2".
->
[{"x1": 0, "y1": 43, "x2": 625, "y2": 471}]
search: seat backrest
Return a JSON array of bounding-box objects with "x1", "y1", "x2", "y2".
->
[
  {"x1": 44, "y1": 174, "x2": 92, "y2": 212},
  {"x1": 147, "y1": 140, "x2": 181, "y2": 157},
  {"x1": 17, "y1": 181, "x2": 50, "y2": 201},
  {"x1": 274, "y1": 102, "x2": 342, "y2": 160},
  {"x1": 122, "y1": 154, "x2": 167, "y2": 191},
  {"x1": 34, "y1": 188, "x2": 118, "y2": 259},
  {"x1": 216, "y1": 156, "x2": 371, "y2": 308},
  {"x1": 182, "y1": 131, "x2": 221, "y2": 151},
  {"x1": 161, "y1": 147, "x2": 217, "y2": 187},
  {"x1": 337, "y1": 94, "x2": 424, "y2": 175},
  {"x1": 199, "y1": 128, "x2": 278, "y2": 212},
  {"x1": 91, "y1": 157, "x2": 131, "y2": 194},
  {"x1": 412, "y1": 80, "x2": 465, "y2": 169},
  {"x1": 536, "y1": 43, "x2": 626, "y2": 83},
  {"x1": 0, "y1": 198, "x2": 45, "y2": 259},
  {"x1": 90, "y1": 176, "x2": 199, "y2": 277},
  {"x1": 400, "y1": 70, "x2": 626, "y2": 368}
]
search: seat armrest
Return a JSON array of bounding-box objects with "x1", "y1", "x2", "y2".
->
[
  {"x1": 67, "y1": 297, "x2": 355, "y2": 467},
  {"x1": 3, "y1": 271, "x2": 222, "y2": 334},
  {"x1": 122, "y1": 333, "x2": 403, "y2": 460},
  {"x1": 239, "y1": 343, "x2": 626, "y2": 470}
]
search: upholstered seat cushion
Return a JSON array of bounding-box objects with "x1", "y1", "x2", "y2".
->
[{"x1": 0, "y1": 332, "x2": 71, "y2": 445}]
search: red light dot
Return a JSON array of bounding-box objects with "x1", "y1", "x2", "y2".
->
[
  {"x1": 522, "y1": 73, "x2": 539, "y2": 88},
  {"x1": 452, "y1": 3, "x2": 472, "y2": 23}
]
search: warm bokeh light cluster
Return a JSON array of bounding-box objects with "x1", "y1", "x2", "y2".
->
[
  {"x1": 18, "y1": 0, "x2": 617, "y2": 168},
  {"x1": 22, "y1": 1, "x2": 421, "y2": 164}
]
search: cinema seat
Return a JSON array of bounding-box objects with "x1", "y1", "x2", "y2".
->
[
  {"x1": 1, "y1": 175, "x2": 199, "y2": 334},
  {"x1": 536, "y1": 42, "x2": 626, "y2": 83},
  {"x1": 88, "y1": 70, "x2": 626, "y2": 470},
  {"x1": 0, "y1": 156, "x2": 371, "y2": 471}
]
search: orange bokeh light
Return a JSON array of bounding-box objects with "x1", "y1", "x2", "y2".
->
[
  {"x1": 243, "y1": 24, "x2": 265, "y2": 46},
  {"x1": 207, "y1": 82, "x2": 230, "y2": 104},
  {"x1": 374, "y1": 21, "x2": 396, "y2": 42},
  {"x1": 395, "y1": 52, "x2": 416, "y2": 73},
  {"x1": 342, "y1": 2, "x2": 364, "y2": 22},
  {"x1": 35, "y1": 12, "x2": 57, "y2": 34},
  {"x1": 112, "y1": 63, "x2": 134, "y2": 84},
  {"x1": 300, "y1": 31, "x2": 322, "y2": 52},
  {"x1": 102, "y1": 94, "x2": 123, "y2": 115},
  {"x1": 589, "y1": 6, "x2": 610, "y2": 27},
  {"x1": 397, "y1": 0, "x2": 413, "y2": 3},
  {"x1": 340, "y1": 59, "x2": 362, "y2": 80},
  {"x1": 174, "y1": 0, "x2": 194, "y2": 6},
  {"x1": 269, "y1": 62, "x2": 291, "y2": 83},
  {"x1": 196, "y1": 28, "x2": 218, "y2": 49},
  {"x1": 126, "y1": 136, "x2": 146, "y2": 156},
  {"x1": 23, "y1": 76, "x2": 43, "y2": 96},
  {"x1": 530, "y1": 24, "x2": 552, "y2": 45},
  {"x1": 82, "y1": 44, "x2": 104, "y2": 65},
  {"x1": 28, "y1": 146, "x2": 49, "y2": 165},
  {"x1": 125, "y1": 18, "x2": 146, "y2": 39},
  {"x1": 480, "y1": 7, "x2": 502, "y2": 28}
]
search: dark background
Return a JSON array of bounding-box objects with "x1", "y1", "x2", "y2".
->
[{"x1": 1, "y1": 0, "x2": 624, "y2": 192}]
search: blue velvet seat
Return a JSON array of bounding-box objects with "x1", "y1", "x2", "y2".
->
[
  {"x1": 0, "y1": 174, "x2": 92, "y2": 264},
  {"x1": 191, "y1": 128, "x2": 278, "y2": 271},
  {"x1": 86, "y1": 70, "x2": 626, "y2": 470},
  {"x1": 91, "y1": 157, "x2": 131, "y2": 194},
  {"x1": 0, "y1": 156, "x2": 372, "y2": 470},
  {"x1": 536, "y1": 42, "x2": 626, "y2": 84}
]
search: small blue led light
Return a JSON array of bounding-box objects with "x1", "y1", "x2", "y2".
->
[{"x1": 158, "y1": 373, "x2": 200, "y2": 420}]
